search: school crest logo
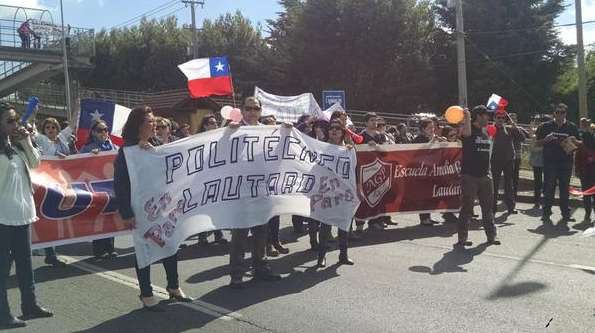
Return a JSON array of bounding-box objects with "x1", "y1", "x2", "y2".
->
[{"x1": 360, "y1": 158, "x2": 393, "y2": 207}]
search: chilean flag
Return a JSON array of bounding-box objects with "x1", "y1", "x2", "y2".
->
[
  {"x1": 178, "y1": 56, "x2": 234, "y2": 98},
  {"x1": 486, "y1": 94, "x2": 508, "y2": 111},
  {"x1": 76, "y1": 99, "x2": 131, "y2": 150}
]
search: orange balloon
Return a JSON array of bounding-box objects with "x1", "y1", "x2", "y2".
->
[{"x1": 445, "y1": 106, "x2": 464, "y2": 124}]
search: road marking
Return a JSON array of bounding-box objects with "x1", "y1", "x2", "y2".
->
[
  {"x1": 405, "y1": 240, "x2": 595, "y2": 273},
  {"x1": 60, "y1": 255, "x2": 241, "y2": 320}
]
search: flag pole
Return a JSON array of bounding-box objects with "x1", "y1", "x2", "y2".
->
[{"x1": 228, "y1": 63, "x2": 237, "y2": 108}]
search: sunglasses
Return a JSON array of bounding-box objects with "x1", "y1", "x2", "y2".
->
[
  {"x1": 156, "y1": 125, "x2": 168, "y2": 130},
  {"x1": 243, "y1": 106, "x2": 261, "y2": 112},
  {"x1": 26, "y1": 127, "x2": 34, "y2": 132},
  {"x1": 329, "y1": 126, "x2": 343, "y2": 131},
  {"x1": 94, "y1": 127, "x2": 108, "y2": 133},
  {"x1": 6, "y1": 118, "x2": 18, "y2": 125},
  {"x1": 45, "y1": 125, "x2": 57, "y2": 130},
  {"x1": 377, "y1": 123, "x2": 386, "y2": 127}
]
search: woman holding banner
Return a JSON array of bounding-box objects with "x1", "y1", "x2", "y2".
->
[
  {"x1": 313, "y1": 119, "x2": 354, "y2": 267},
  {"x1": 0, "y1": 103, "x2": 53, "y2": 328},
  {"x1": 33, "y1": 117, "x2": 73, "y2": 268},
  {"x1": 413, "y1": 118, "x2": 446, "y2": 226},
  {"x1": 114, "y1": 106, "x2": 191, "y2": 311},
  {"x1": 81, "y1": 120, "x2": 119, "y2": 260}
]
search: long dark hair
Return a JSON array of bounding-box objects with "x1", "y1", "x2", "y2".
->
[
  {"x1": 199, "y1": 114, "x2": 216, "y2": 133},
  {"x1": 0, "y1": 102, "x2": 16, "y2": 159},
  {"x1": 87, "y1": 120, "x2": 108, "y2": 145},
  {"x1": 122, "y1": 106, "x2": 152, "y2": 146}
]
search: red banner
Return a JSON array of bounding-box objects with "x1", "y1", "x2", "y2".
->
[
  {"x1": 30, "y1": 152, "x2": 128, "y2": 249},
  {"x1": 355, "y1": 143, "x2": 462, "y2": 220}
]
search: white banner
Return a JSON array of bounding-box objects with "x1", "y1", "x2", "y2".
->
[
  {"x1": 125, "y1": 125, "x2": 360, "y2": 268},
  {"x1": 254, "y1": 86, "x2": 322, "y2": 123}
]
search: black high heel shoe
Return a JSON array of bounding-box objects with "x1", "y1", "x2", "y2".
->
[{"x1": 167, "y1": 288, "x2": 193, "y2": 302}]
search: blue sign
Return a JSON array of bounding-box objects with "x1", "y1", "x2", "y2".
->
[{"x1": 322, "y1": 90, "x2": 346, "y2": 110}]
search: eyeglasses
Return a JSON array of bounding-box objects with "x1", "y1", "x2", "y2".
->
[
  {"x1": 329, "y1": 126, "x2": 343, "y2": 131},
  {"x1": 94, "y1": 127, "x2": 108, "y2": 133},
  {"x1": 6, "y1": 118, "x2": 18, "y2": 125},
  {"x1": 156, "y1": 125, "x2": 168, "y2": 130},
  {"x1": 243, "y1": 106, "x2": 261, "y2": 112},
  {"x1": 45, "y1": 125, "x2": 56, "y2": 130}
]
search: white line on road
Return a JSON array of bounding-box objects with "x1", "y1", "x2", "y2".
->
[
  {"x1": 406, "y1": 240, "x2": 595, "y2": 272},
  {"x1": 60, "y1": 255, "x2": 241, "y2": 321}
]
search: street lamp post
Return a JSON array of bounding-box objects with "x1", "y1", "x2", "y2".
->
[{"x1": 60, "y1": 0, "x2": 73, "y2": 121}]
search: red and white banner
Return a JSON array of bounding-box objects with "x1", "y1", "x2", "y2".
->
[
  {"x1": 355, "y1": 142, "x2": 462, "y2": 220},
  {"x1": 30, "y1": 152, "x2": 128, "y2": 249}
]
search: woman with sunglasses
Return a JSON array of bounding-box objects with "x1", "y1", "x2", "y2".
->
[
  {"x1": 0, "y1": 104, "x2": 53, "y2": 328},
  {"x1": 154, "y1": 117, "x2": 179, "y2": 144},
  {"x1": 34, "y1": 117, "x2": 75, "y2": 159},
  {"x1": 114, "y1": 106, "x2": 191, "y2": 311},
  {"x1": 312, "y1": 119, "x2": 355, "y2": 267},
  {"x1": 33, "y1": 117, "x2": 73, "y2": 267},
  {"x1": 81, "y1": 120, "x2": 119, "y2": 259},
  {"x1": 194, "y1": 115, "x2": 228, "y2": 246}
]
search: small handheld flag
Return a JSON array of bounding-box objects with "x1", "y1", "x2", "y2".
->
[{"x1": 486, "y1": 94, "x2": 508, "y2": 111}]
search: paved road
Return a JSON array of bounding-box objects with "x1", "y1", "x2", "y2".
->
[{"x1": 6, "y1": 203, "x2": 595, "y2": 333}]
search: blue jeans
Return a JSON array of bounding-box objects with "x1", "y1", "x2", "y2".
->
[
  {"x1": 543, "y1": 162, "x2": 573, "y2": 216},
  {"x1": 0, "y1": 224, "x2": 37, "y2": 318}
]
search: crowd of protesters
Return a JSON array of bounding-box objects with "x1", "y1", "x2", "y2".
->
[{"x1": 1, "y1": 97, "x2": 594, "y2": 326}]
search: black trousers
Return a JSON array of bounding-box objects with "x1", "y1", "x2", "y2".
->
[
  {"x1": 318, "y1": 223, "x2": 348, "y2": 257},
  {"x1": 134, "y1": 254, "x2": 179, "y2": 297},
  {"x1": 0, "y1": 224, "x2": 36, "y2": 318},
  {"x1": 533, "y1": 167, "x2": 544, "y2": 205},
  {"x1": 492, "y1": 160, "x2": 515, "y2": 211},
  {"x1": 92, "y1": 238, "x2": 115, "y2": 257},
  {"x1": 513, "y1": 158, "x2": 522, "y2": 198},
  {"x1": 580, "y1": 172, "x2": 595, "y2": 217},
  {"x1": 543, "y1": 162, "x2": 573, "y2": 217}
]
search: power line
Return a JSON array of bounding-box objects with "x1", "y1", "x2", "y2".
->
[
  {"x1": 114, "y1": 0, "x2": 178, "y2": 28},
  {"x1": 464, "y1": 36, "x2": 544, "y2": 109},
  {"x1": 155, "y1": 6, "x2": 187, "y2": 21},
  {"x1": 467, "y1": 19, "x2": 595, "y2": 36}
]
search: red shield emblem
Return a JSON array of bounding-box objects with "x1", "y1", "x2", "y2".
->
[{"x1": 360, "y1": 158, "x2": 392, "y2": 207}]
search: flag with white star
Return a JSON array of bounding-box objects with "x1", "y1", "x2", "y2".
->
[
  {"x1": 76, "y1": 99, "x2": 129, "y2": 150},
  {"x1": 178, "y1": 56, "x2": 233, "y2": 98}
]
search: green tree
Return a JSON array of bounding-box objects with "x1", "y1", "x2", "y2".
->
[
  {"x1": 267, "y1": 0, "x2": 438, "y2": 112},
  {"x1": 553, "y1": 48, "x2": 595, "y2": 120},
  {"x1": 435, "y1": 0, "x2": 575, "y2": 120}
]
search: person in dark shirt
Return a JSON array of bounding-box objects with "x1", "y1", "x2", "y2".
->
[
  {"x1": 413, "y1": 118, "x2": 446, "y2": 226},
  {"x1": 576, "y1": 118, "x2": 595, "y2": 222},
  {"x1": 356, "y1": 112, "x2": 398, "y2": 233},
  {"x1": 491, "y1": 111, "x2": 524, "y2": 215},
  {"x1": 535, "y1": 103, "x2": 581, "y2": 222},
  {"x1": 114, "y1": 106, "x2": 191, "y2": 311},
  {"x1": 457, "y1": 105, "x2": 500, "y2": 246}
]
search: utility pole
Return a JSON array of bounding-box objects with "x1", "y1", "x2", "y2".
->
[
  {"x1": 575, "y1": 0, "x2": 588, "y2": 119},
  {"x1": 182, "y1": 0, "x2": 205, "y2": 59},
  {"x1": 60, "y1": 0, "x2": 73, "y2": 121},
  {"x1": 451, "y1": 0, "x2": 468, "y2": 108}
]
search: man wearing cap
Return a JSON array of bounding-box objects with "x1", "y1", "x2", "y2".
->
[
  {"x1": 535, "y1": 103, "x2": 581, "y2": 222},
  {"x1": 457, "y1": 105, "x2": 500, "y2": 246}
]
